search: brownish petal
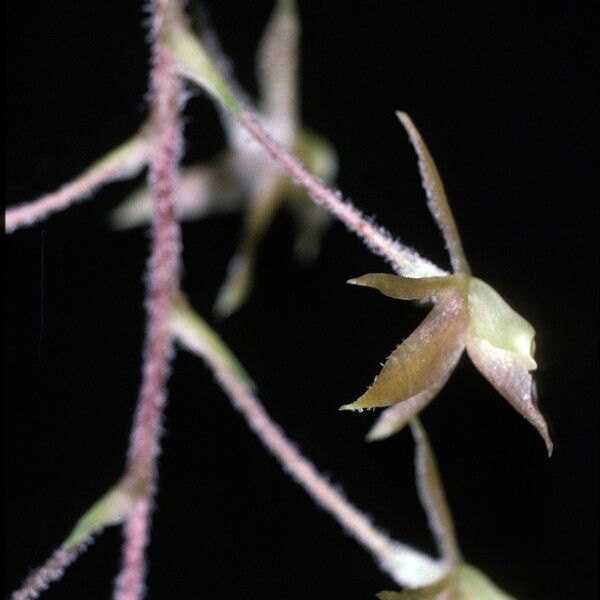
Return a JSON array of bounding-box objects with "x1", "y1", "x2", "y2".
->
[
  {"x1": 466, "y1": 336, "x2": 553, "y2": 455},
  {"x1": 341, "y1": 293, "x2": 468, "y2": 411},
  {"x1": 366, "y1": 384, "x2": 443, "y2": 441}
]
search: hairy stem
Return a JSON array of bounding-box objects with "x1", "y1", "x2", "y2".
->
[
  {"x1": 165, "y1": 12, "x2": 445, "y2": 278},
  {"x1": 114, "y1": 1, "x2": 183, "y2": 598},
  {"x1": 238, "y1": 111, "x2": 445, "y2": 279},
  {"x1": 172, "y1": 300, "x2": 446, "y2": 589},
  {"x1": 11, "y1": 540, "x2": 91, "y2": 600},
  {"x1": 215, "y1": 365, "x2": 444, "y2": 587},
  {"x1": 114, "y1": 499, "x2": 151, "y2": 600},
  {"x1": 5, "y1": 131, "x2": 148, "y2": 234}
]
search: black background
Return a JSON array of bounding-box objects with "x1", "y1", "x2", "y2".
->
[{"x1": 5, "y1": 1, "x2": 597, "y2": 599}]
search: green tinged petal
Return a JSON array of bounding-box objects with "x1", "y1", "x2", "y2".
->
[
  {"x1": 396, "y1": 112, "x2": 470, "y2": 275},
  {"x1": 341, "y1": 293, "x2": 468, "y2": 411},
  {"x1": 214, "y1": 170, "x2": 284, "y2": 318},
  {"x1": 466, "y1": 277, "x2": 551, "y2": 454},
  {"x1": 348, "y1": 273, "x2": 459, "y2": 301},
  {"x1": 467, "y1": 278, "x2": 536, "y2": 370},
  {"x1": 366, "y1": 384, "x2": 444, "y2": 441},
  {"x1": 257, "y1": 0, "x2": 300, "y2": 131},
  {"x1": 214, "y1": 252, "x2": 255, "y2": 319}
]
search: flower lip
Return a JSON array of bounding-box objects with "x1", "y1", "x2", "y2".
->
[{"x1": 467, "y1": 277, "x2": 537, "y2": 370}]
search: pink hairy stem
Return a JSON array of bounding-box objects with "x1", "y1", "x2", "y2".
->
[
  {"x1": 114, "y1": 1, "x2": 183, "y2": 599},
  {"x1": 11, "y1": 542, "x2": 91, "y2": 600},
  {"x1": 238, "y1": 110, "x2": 445, "y2": 278},
  {"x1": 180, "y1": 319, "x2": 445, "y2": 588}
]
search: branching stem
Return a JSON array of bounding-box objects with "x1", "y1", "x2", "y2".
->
[
  {"x1": 114, "y1": 1, "x2": 183, "y2": 598},
  {"x1": 4, "y1": 131, "x2": 148, "y2": 234}
]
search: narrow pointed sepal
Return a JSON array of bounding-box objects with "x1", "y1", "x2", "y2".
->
[
  {"x1": 396, "y1": 112, "x2": 470, "y2": 275},
  {"x1": 341, "y1": 293, "x2": 468, "y2": 412},
  {"x1": 257, "y1": 0, "x2": 300, "y2": 137},
  {"x1": 366, "y1": 383, "x2": 444, "y2": 441},
  {"x1": 466, "y1": 336, "x2": 552, "y2": 455},
  {"x1": 348, "y1": 273, "x2": 459, "y2": 301},
  {"x1": 214, "y1": 252, "x2": 255, "y2": 318},
  {"x1": 214, "y1": 170, "x2": 283, "y2": 318}
]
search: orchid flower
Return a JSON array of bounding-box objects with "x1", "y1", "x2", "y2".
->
[
  {"x1": 341, "y1": 113, "x2": 552, "y2": 455},
  {"x1": 112, "y1": 0, "x2": 337, "y2": 317}
]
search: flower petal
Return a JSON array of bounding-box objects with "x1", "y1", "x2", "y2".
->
[
  {"x1": 366, "y1": 383, "x2": 444, "y2": 441},
  {"x1": 396, "y1": 112, "x2": 470, "y2": 275},
  {"x1": 341, "y1": 293, "x2": 467, "y2": 411},
  {"x1": 467, "y1": 278, "x2": 536, "y2": 370},
  {"x1": 214, "y1": 169, "x2": 284, "y2": 318},
  {"x1": 466, "y1": 336, "x2": 552, "y2": 455},
  {"x1": 257, "y1": 0, "x2": 300, "y2": 141},
  {"x1": 110, "y1": 154, "x2": 244, "y2": 230},
  {"x1": 348, "y1": 273, "x2": 460, "y2": 301}
]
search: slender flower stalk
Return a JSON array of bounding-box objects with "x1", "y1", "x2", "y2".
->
[
  {"x1": 237, "y1": 111, "x2": 445, "y2": 278},
  {"x1": 4, "y1": 130, "x2": 149, "y2": 234},
  {"x1": 165, "y1": 9, "x2": 445, "y2": 280},
  {"x1": 170, "y1": 297, "x2": 446, "y2": 589},
  {"x1": 11, "y1": 541, "x2": 91, "y2": 600},
  {"x1": 114, "y1": 499, "x2": 151, "y2": 600},
  {"x1": 114, "y1": 1, "x2": 183, "y2": 598},
  {"x1": 212, "y1": 355, "x2": 445, "y2": 587}
]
